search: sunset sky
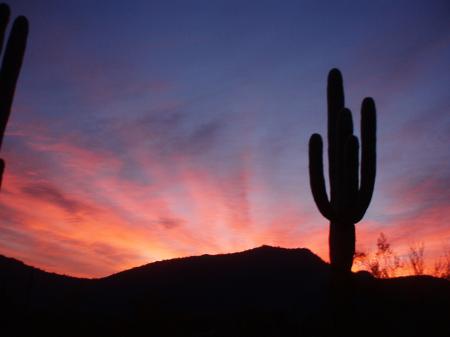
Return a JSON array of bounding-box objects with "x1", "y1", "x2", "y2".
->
[{"x1": 0, "y1": 0, "x2": 449, "y2": 278}]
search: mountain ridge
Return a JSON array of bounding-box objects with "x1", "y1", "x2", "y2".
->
[
  {"x1": 0, "y1": 245, "x2": 323, "y2": 280},
  {"x1": 1, "y1": 245, "x2": 449, "y2": 337}
]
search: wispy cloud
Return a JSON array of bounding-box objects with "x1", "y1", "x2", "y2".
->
[{"x1": 1, "y1": 0, "x2": 448, "y2": 278}]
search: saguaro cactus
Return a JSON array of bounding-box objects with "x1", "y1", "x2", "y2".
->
[
  {"x1": 309, "y1": 68, "x2": 376, "y2": 272},
  {"x1": 0, "y1": 3, "x2": 28, "y2": 188}
]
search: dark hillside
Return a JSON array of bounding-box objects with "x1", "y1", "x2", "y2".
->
[{"x1": 1, "y1": 246, "x2": 449, "y2": 337}]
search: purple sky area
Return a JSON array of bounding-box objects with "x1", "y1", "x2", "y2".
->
[{"x1": 0, "y1": 0, "x2": 449, "y2": 277}]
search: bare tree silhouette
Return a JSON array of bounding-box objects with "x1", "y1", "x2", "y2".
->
[
  {"x1": 433, "y1": 246, "x2": 450, "y2": 280},
  {"x1": 354, "y1": 232, "x2": 403, "y2": 278},
  {"x1": 0, "y1": 3, "x2": 28, "y2": 188},
  {"x1": 408, "y1": 242, "x2": 425, "y2": 275}
]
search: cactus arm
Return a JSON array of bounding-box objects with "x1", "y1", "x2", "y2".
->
[
  {"x1": 0, "y1": 12, "x2": 28, "y2": 149},
  {"x1": 344, "y1": 135, "x2": 359, "y2": 222},
  {"x1": 0, "y1": 4, "x2": 28, "y2": 187},
  {"x1": 309, "y1": 133, "x2": 334, "y2": 220},
  {"x1": 354, "y1": 97, "x2": 376, "y2": 223},
  {"x1": 327, "y1": 68, "x2": 345, "y2": 203},
  {"x1": 0, "y1": 4, "x2": 9, "y2": 55}
]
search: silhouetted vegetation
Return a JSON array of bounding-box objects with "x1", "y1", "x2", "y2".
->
[
  {"x1": 0, "y1": 3, "x2": 28, "y2": 188},
  {"x1": 409, "y1": 242, "x2": 425, "y2": 275},
  {"x1": 309, "y1": 69, "x2": 376, "y2": 273},
  {"x1": 433, "y1": 247, "x2": 450, "y2": 280},
  {"x1": 354, "y1": 232, "x2": 403, "y2": 278},
  {"x1": 354, "y1": 233, "x2": 450, "y2": 280}
]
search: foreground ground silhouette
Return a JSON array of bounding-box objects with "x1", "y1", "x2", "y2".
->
[{"x1": 1, "y1": 246, "x2": 449, "y2": 337}]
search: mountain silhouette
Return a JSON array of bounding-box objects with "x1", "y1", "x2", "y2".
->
[{"x1": 1, "y1": 246, "x2": 449, "y2": 337}]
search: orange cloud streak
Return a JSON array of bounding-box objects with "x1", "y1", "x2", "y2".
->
[{"x1": 1, "y1": 119, "x2": 448, "y2": 278}]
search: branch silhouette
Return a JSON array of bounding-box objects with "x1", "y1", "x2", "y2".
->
[{"x1": 0, "y1": 3, "x2": 28, "y2": 188}]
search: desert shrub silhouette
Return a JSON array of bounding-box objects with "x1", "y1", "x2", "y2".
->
[
  {"x1": 0, "y1": 3, "x2": 28, "y2": 188},
  {"x1": 309, "y1": 68, "x2": 376, "y2": 273},
  {"x1": 354, "y1": 232, "x2": 404, "y2": 278}
]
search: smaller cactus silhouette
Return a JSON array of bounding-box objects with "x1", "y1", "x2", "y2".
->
[
  {"x1": 0, "y1": 3, "x2": 28, "y2": 188},
  {"x1": 309, "y1": 68, "x2": 376, "y2": 272}
]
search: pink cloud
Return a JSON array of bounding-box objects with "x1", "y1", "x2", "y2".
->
[{"x1": 1, "y1": 103, "x2": 448, "y2": 278}]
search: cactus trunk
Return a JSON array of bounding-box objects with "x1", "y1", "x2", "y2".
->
[{"x1": 329, "y1": 221, "x2": 355, "y2": 272}]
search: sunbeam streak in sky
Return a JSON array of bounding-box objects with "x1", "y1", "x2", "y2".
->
[{"x1": 0, "y1": 0, "x2": 449, "y2": 277}]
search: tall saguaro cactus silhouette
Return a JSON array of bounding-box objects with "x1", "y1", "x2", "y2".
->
[
  {"x1": 309, "y1": 69, "x2": 376, "y2": 272},
  {"x1": 0, "y1": 3, "x2": 28, "y2": 188}
]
